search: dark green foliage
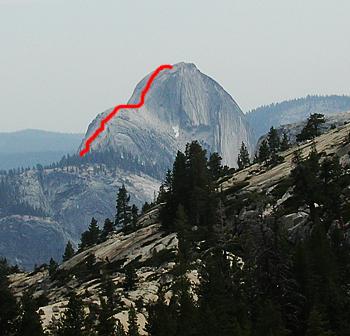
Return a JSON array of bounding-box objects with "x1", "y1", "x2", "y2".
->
[
  {"x1": 116, "y1": 320, "x2": 127, "y2": 336},
  {"x1": 101, "y1": 218, "x2": 114, "y2": 241},
  {"x1": 18, "y1": 291, "x2": 45, "y2": 336},
  {"x1": 116, "y1": 185, "x2": 132, "y2": 229},
  {"x1": 267, "y1": 126, "x2": 280, "y2": 152},
  {"x1": 208, "y1": 152, "x2": 224, "y2": 181},
  {"x1": 127, "y1": 306, "x2": 140, "y2": 336},
  {"x1": 305, "y1": 308, "x2": 335, "y2": 336},
  {"x1": 97, "y1": 297, "x2": 116, "y2": 336},
  {"x1": 55, "y1": 292, "x2": 86, "y2": 336},
  {"x1": 131, "y1": 205, "x2": 139, "y2": 231},
  {"x1": 62, "y1": 241, "x2": 75, "y2": 262},
  {"x1": 297, "y1": 113, "x2": 326, "y2": 142},
  {"x1": 257, "y1": 139, "x2": 270, "y2": 163},
  {"x1": 49, "y1": 258, "x2": 58, "y2": 278},
  {"x1": 0, "y1": 260, "x2": 20, "y2": 336},
  {"x1": 160, "y1": 141, "x2": 218, "y2": 237},
  {"x1": 146, "y1": 289, "x2": 177, "y2": 336},
  {"x1": 280, "y1": 131, "x2": 290, "y2": 151},
  {"x1": 80, "y1": 218, "x2": 101, "y2": 249},
  {"x1": 124, "y1": 265, "x2": 137, "y2": 291},
  {"x1": 291, "y1": 145, "x2": 321, "y2": 220},
  {"x1": 237, "y1": 142, "x2": 250, "y2": 169}
]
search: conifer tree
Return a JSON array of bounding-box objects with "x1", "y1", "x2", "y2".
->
[
  {"x1": 97, "y1": 297, "x2": 116, "y2": 336},
  {"x1": 267, "y1": 126, "x2": 280, "y2": 153},
  {"x1": 305, "y1": 308, "x2": 335, "y2": 336},
  {"x1": 280, "y1": 131, "x2": 290, "y2": 151},
  {"x1": 258, "y1": 139, "x2": 270, "y2": 164},
  {"x1": 80, "y1": 218, "x2": 101, "y2": 249},
  {"x1": 208, "y1": 152, "x2": 223, "y2": 181},
  {"x1": 174, "y1": 204, "x2": 192, "y2": 273},
  {"x1": 49, "y1": 258, "x2": 58, "y2": 277},
  {"x1": 297, "y1": 113, "x2": 325, "y2": 142},
  {"x1": 56, "y1": 292, "x2": 86, "y2": 336},
  {"x1": 0, "y1": 263, "x2": 20, "y2": 336},
  {"x1": 18, "y1": 291, "x2": 45, "y2": 336},
  {"x1": 131, "y1": 205, "x2": 139, "y2": 231},
  {"x1": 62, "y1": 241, "x2": 75, "y2": 262},
  {"x1": 127, "y1": 306, "x2": 140, "y2": 336},
  {"x1": 124, "y1": 265, "x2": 137, "y2": 291},
  {"x1": 146, "y1": 288, "x2": 177, "y2": 336},
  {"x1": 116, "y1": 320, "x2": 127, "y2": 336},
  {"x1": 237, "y1": 142, "x2": 250, "y2": 169},
  {"x1": 101, "y1": 218, "x2": 114, "y2": 241},
  {"x1": 116, "y1": 185, "x2": 132, "y2": 229}
]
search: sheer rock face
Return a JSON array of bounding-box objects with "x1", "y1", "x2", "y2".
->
[{"x1": 80, "y1": 62, "x2": 254, "y2": 168}]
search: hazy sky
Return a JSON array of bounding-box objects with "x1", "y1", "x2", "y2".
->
[{"x1": 0, "y1": 0, "x2": 349, "y2": 133}]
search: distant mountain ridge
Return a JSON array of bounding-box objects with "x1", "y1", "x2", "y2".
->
[
  {"x1": 246, "y1": 95, "x2": 350, "y2": 141},
  {"x1": 0, "y1": 129, "x2": 83, "y2": 170}
]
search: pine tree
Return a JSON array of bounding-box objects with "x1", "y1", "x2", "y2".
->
[
  {"x1": 116, "y1": 185, "x2": 132, "y2": 229},
  {"x1": 101, "y1": 218, "x2": 114, "y2": 241},
  {"x1": 237, "y1": 142, "x2": 250, "y2": 170},
  {"x1": 297, "y1": 113, "x2": 326, "y2": 142},
  {"x1": 49, "y1": 258, "x2": 58, "y2": 277},
  {"x1": 116, "y1": 320, "x2": 127, "y2": 336},
  {"x1": 18, "y1": 291, "x2": 45, "y2": 336},
  {"x1": 124, "y1": 265, "x2": 137, "y2": 291},
  {"x1": 174, "y1": 204, "x2": 192, "y2": 273},
  {"x1": 267, "y1": 126, "x2": 280, "y2": 153},
  {"x1": 127, "y1": 306, "x2": 140, "y2": 336},
  {"x1": 131, "y1": 205, "x2": 138, "y2": 231},
  {"x1": 80, "y1": 218, "x2": 101, "y2": 249},
  {"x1": 63, "y1": 241, "x2": 75, "y2": 262},
  {"x1": 146, "y1": 288, "x2": 177, "y2": 336},
  {"x1": 208, "y1": 152, "x2": 223, "y2": 181},
  {"x1": 258, "y1": 139, "x2": 270, "y2": 164},
  {"x1": 56, "y1": 292, "x2": 86, "y2": 336},
  {"x1": 0, "y1": 263, "x2": 20, "y2": 336},
  {"x1": 280, "y1": 131, "x2": 290, "y2": 151},
  {"x1": 305, "y1": 308, "x2": 335, "y2": 336},
  {"x1": 97, "y1": 297, "x2": 116, "y2": 336}
]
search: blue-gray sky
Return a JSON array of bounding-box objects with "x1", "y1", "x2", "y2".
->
[{"x1": 0, "y1": 0, "x2": 349, "y2": 133}]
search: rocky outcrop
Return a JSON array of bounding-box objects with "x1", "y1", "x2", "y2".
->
[{"x1": 80, "y1": 62, "x2": 254, "y2": 168}]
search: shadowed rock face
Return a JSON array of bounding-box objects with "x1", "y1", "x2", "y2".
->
[{"x1": 80, "y1": 62, "x2": 254, "y2": 168}]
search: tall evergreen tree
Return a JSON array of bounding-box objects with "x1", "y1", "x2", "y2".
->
[
  {"x1": 56, "y1": 292, "x2": 86, "y2": 336},
  {"x1": 257, "y1": 139, "x2": 270, "y2": 164},
  {"x1": 267, "y1": 126, "x2": 280, "y2": 153},
  {"x1": 280, "y1": 131, "x2": 290, "y2": 151},
  {"x1": 116, "y1": 185, "x2": 132, "y2": 229},
  {"x1": 18, "y1": 291, "x2": 45, "y2": 336},
  {"x1": 62, "y1": 241, "x2": 75, "y2": 262},
  {"x1": 0, "y1": 262, "x2": 20, "y2": 336},
  {"x1": 127, "y1": 306, "x2": 140, "y2": 336},
  {"x1": 80, "y1": 218, "x2": 101, "y2": 249},
  {"x1": 237, "y1": 142, "x2": 250, "y2": 170},
  {"x1": 97, "y1": 297, "x2": 116, "y2": 336},
  {"x1": 116, "y1": 320, "x2": 127, "y2": 336},
  {"x1": 208, "y1": 152, "x2": 223, "y2": 181},
  {"x1": 297, "y1": 113, "x2": 326, "y2": 142},
  {"x1": 49, "y1": 258, "x2": 58, "y2": 277},
  {"x1": 101, "y1": 218, "x2": 114, "y2": 241}
]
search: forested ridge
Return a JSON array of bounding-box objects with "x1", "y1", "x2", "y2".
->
[{"x1": 2, "y1": 118, "x2": 350, "y2": 335}]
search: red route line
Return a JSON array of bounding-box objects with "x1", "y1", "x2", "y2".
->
[{"x1": 79, "y1": 64, "x2": 173, "y2": 157}]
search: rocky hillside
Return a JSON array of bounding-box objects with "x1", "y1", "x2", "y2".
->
[{"x1": 8, "y1": 121, "x2": 350, "y2": 335}]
